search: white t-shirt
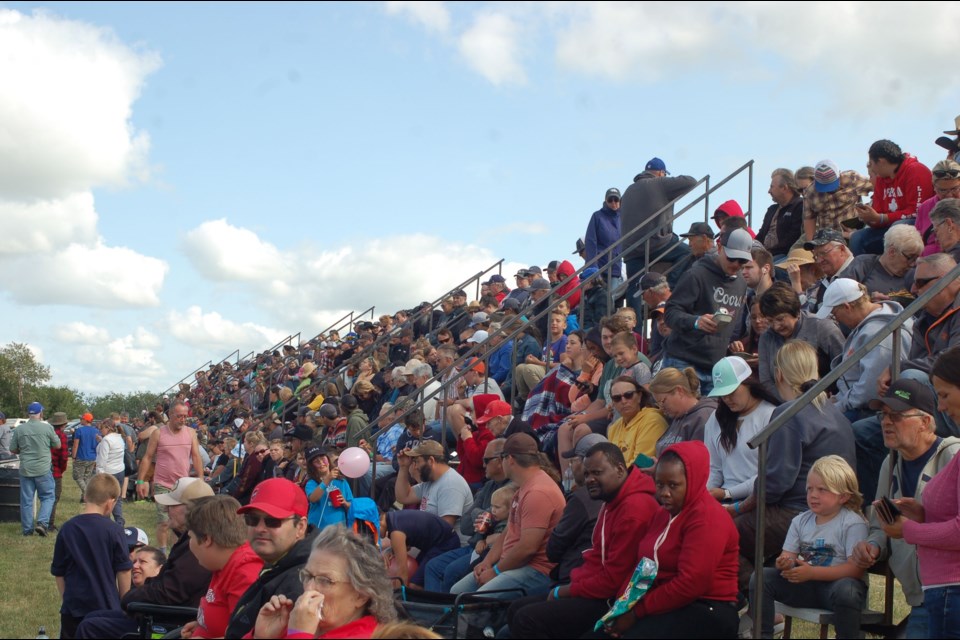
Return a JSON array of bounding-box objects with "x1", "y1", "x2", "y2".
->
[{"x1": 705, "y1": 400, "x2": 777, "y2": 500}]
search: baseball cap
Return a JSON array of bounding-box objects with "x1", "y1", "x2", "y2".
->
[
  {"x1": 708, "y1": 356, "x2": 753, "y2": 397},
  {"x1": 527, "y1": 266, "x2": 542, "y2": 276},
  {"x1": 639, "y1": 272, "x2": 666, "y2": 292},
  {"x1": 469, "y1": 312, "x2": 490, "y2": 327},
  {"x1": 816, "y1": 279, "x2": 864, "y2": 319},
  {"x1": 645, "y1": 157, "x2": 669, "y2": 174},
  {"x1": 283, "y1": 425, "x2": 315, "y2": 442},
  {"x1": 0, "y1": 411, "x2": 5, "y2": 420},
  {"x1": 803, "y1": 228, "x2": 845, "y2": 251},
  {"x1": 868, "y1": 378, "x2": 937, "y2": 415},
  {"x1": 581, "y1": 266, "x2": 599, "y2": 281},
  {"x1": 475, "y1": 400, "x2": 512, "y2": 425},
  {"x1": 154, "y1": 477, "x2": 215, "y2": 506},
  {"x1": 546, "y1": 260, "x2": 560, "y2": 272},
  {"x1": 502, "y1": 433, "x2": 540, "y2": 456},
  {"x1": 680, "y1": 222, "x2": 714, "y2": 238},
  {"x1": 124, "y1": 527, "x2": 149, "y2": 549},
  {"x1": 573, "y1": 238, "x2": 586, "y2": 254},
  {"x1": 488, "y1": 274, "x2": 506, "y2": 284},
  {"x1": 27, "y1": 402, "x2": 43, "y2": 415},
  {"x1": 466, "y1": 330, "x2": 489, "y2": 344},
  {"x1": 407, "y1": 440, "x2": 444, "y2": 458},
  {"x1": 605, "y1": 187, "x2": 621, "y2": 201},
  {"x1": 814, "y1": 159, "x2": 841, "y2": 193},
  {"x1": 237, "y1": 478, "x2": 309, "y2": 519},
  {"x1": 561, "y1": 433, "x2": 608, "y2": 459},
  {"x1": 82, "y1": 412, "x2": 93, "y2": 422},
  {"x1": 720, "y1": 228, "x2": 754, "y2": 261},
  {"x1": 514, "y1": 268, "x2": 531, "y2": 278},
  {"x1": 500, "y1": 298, "x2": 521, "y2": 311},
  {"x1": 529, "y1": 279, "x2": 551, "y2": 291},
  {"x1": 318, "y1": 404, "x2": 339, "y2": 419},
  {"x1": 305, "y1": 446, "x2": 326, "y2": 464},
  {"x1": 460, "y1": 357, "x2": 486, "y2": 374}
]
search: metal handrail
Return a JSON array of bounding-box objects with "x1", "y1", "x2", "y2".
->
[
  {"x1": 157, "y1": 360, "x2": 212, "y2": 401},
  {"x1": 746, "y1": 260, "x2": 960, "y2": 638}
]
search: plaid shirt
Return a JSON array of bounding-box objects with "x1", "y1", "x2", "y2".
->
[
  {"x1": 375, "y1": 423, "x2": 404, "y2": 461},
  {"x1": 317, "y1": 351, "x2": 336, "y2": 375},
  {"x1": 51, "y1": 426, "x2": 69, "y2": 479},
  {"x1": 802, "y1": 170, "x2": 873, "y2": 233}
]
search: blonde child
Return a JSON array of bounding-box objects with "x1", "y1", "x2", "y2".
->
[
  {"x1": 472, "y1": 483, "x2": 517, "y2": 563},
  {"x1": 750, "y1": 455, "x2": 868, "y2": 639}
]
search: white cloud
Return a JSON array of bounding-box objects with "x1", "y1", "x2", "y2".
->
[
  {"x1": 133, "y1": 327, "x2": 162, "y2": 350},
  {"x1": 0, "y1": 8, "x2": 160, "y2": 200},
  {"x1": 458, "y1": 13, "x2": 526, "y2": 86},
  {"x1": 385, "y1": 1, "x2": 451, "y2": 34},
  {"x1": 181, "y1": 219, "x2": 293, "y2": 284},
  {"x1": 0, "y1": 241, "x2": 168, "y2": 308},
  {"x1": 166, "y1": 306, "x2": 287, "y2": 351},
  {"x1": 55, "y1": 321, "x2": 111, "y2": 345},
  {"x1": 0, "y1": 9, "x2": 167, "y2": 309}
]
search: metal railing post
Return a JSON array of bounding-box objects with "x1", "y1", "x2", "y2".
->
[{"x1": 892, "y1": 327, "x2": 901, "y2": 381}]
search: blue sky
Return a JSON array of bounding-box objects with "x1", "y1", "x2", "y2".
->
[{"x1": 2, "y1": 1, "x2": 959, "y2": 395}]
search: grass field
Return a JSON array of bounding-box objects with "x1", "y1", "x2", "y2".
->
[{"x1": 0, "y1": 461, "x2": 912, "y2": 638}]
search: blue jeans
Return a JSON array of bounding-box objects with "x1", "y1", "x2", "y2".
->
[
  {"x1": 659, "y1": 356, "x2": 714, "y2": 396},
  {"x1": 110, "y1": 471, "x2": 125, "y2": 528},
  {"x1": 905, "y1": 604, "x2": 929, "y2": 639},
  {"x1": 851, "y1": 416, "x2": 885, "y2": 503},
  {"x1": 753, "y1": 568, "x2": 866, "y2": 639},
  {"x1": 450, "y1": 564, "x2": 554, "y2": 599},
  {"x1": 357, "y1": 460, "x2": 396, "y2": 497},
  {"x1": 424, "y1": 546, "x2": 472, "y2": 592},
  {"x1": 850, "y1": 226, "x2": 887, "y2": 256},
  {"x1": 20, "y1": 471, "x2": 56, "y2": 534},
  {"x1": 924, "y1": 585, "x2": 960, "y2": 639}
]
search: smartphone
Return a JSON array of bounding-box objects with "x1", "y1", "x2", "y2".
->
[{"x1": 874, "y1": 496, "x2": 901, "y2": 524}]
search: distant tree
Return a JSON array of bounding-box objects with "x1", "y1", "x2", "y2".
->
[
  {"x1": 0, "y1": 342, "x2": 51, "y2": 415},
  {"x1": 87, "y1": 391, "x2": 161, "y2": 420},
  {"x1": 32, "y1": 385, "x2": 86, "y2": 419}
]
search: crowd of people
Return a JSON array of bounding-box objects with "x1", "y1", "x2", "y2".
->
[{"x1": 9, "y1": 128, "x2": 960, "y2": 639}]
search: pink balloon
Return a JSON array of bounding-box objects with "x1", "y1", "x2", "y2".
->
[{"x1": 338, "y1": 447, "x2": 371, "y2": 479}]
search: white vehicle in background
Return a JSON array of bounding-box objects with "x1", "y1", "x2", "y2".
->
[{"x1": 6, "y1": 418, "x2": 28, "y2": 429}]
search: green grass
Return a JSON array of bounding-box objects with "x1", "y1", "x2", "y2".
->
[
  {"x1": 0, "y1": 462, "x2": 914, "y2": 638},
  {"x1": 0, "y1": 462, "x2": 157, "y2": 638}
]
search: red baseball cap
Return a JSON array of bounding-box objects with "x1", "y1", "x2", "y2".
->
[
  {"x1": 237, "y1": 478, "x2": 308, "y2": 519},
  {"x1": 476, "y1": 400, "x2": 512, "y2": 425}
]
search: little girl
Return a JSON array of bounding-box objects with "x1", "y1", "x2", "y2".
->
[
  {"x1": 471, "y1": 484, "x2": 516, "y2": 566},
  {"x1": 751, "y1": 455, "x2": 868, "y2": 639}
]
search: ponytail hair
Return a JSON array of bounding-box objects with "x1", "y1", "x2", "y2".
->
[{"x1": 775, "y1": 340, "x2": 827, "y2": 411}]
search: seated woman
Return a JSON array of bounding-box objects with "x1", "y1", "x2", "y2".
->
[
  {"x1": 649, "y1": 367, "x2": 718, "y2": 459},
  {"x1": 597, "y1": 441, "x2": 740, "y2": 638},
  {"x1": 704, "y1": 357, "x2": 778, "y2": 508},
  {"x1": 606, "y1": 376, "x2": 668, "y2": 465},
  {"x1": 254, "y1": 526, "x2": 397, "y2": 639},
  {"x1": 558, "y1": 329, "x2": 609, "y2": 477}
]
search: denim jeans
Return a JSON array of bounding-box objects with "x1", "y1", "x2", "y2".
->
[
  {"x1": 20, "y1": 471, "x2": 56, "y2": 534},
  {"x1": 851, "y1": 415, "x2": 885, "y2": 503},
  {"x1": 110, "y1": 471, "x2": 125, "y2": 528},
  {"x1": 424, "y1": 546, "x2": 473, "y2": 592},
  {"x1": 905, "y1": 604, "x2": 929, "y2": 639},
  {"x1": 659, "y1": 356, "x2": 714, "y2": 396},
  {"x1": 850, "y1": 226, "x2": 887, "y2": 256},
  {"x1": 450, "y1": 564, "x2": 554, "y2": 599},
  {"x1": 356, "y1": 460, "x2": 397, "y2": 497},
  {"x1": 752, "y1": 568, "x2": 866, "y2": 639},
  {"x1": 924, "y1": 585, "x2": 960, "y2": 639}
]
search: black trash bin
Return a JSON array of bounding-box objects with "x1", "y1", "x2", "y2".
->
[{"x1": 0, "y1": 465, "x2": 20, "y2": 523}]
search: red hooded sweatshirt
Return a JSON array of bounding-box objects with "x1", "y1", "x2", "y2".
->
[
  {"x1": 627, "y1": 440, "x2": 739, "y2": 619},
  {"x1": 869, "y1": 153, "x2": 934, "y2": 225},
  {"x1": 715, "y1": 200, "x2": 756, "y2": 238},
  {"x1": 568, "y1": 466, "x2": 661, "y2": 600},
  {"x1": 555, "y1": 260, "x2": 582, "y2": 309}
]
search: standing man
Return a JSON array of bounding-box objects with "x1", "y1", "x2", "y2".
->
[
  {"x1": 757, "y1": 168, "x2": 804, "y2": 261},
  {"x1": 49, "y1": 412, "x2": 70, "y2": 532},
  {"x1": 10, "y1": 402, "x2": 59, "y2": 536},
  {"x1": 621, "y1": 158, "x2": 698, "y2": 319},
  {"x1": 71, "y1": 412, "x2": 99, "y2": 497},
  {"x1": 585, "y1": 187, "x2": 624, "y2": 293},
  {"x1": 451, "y1": 433, "x2": 566, "y2": 598},
  {"x1": 0, "y1": 411, "x2": 11, "y2": 459},
  {"x1": 662, "y1": 229, "x2": 750, "y2": 394},
  {"x1": 136, "y1": 401, "x2": 204, "y2": 554}
]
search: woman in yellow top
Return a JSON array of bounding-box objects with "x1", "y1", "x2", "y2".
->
[{"x1": 606, "y1": 376, "x2": 668, "y2": 464}]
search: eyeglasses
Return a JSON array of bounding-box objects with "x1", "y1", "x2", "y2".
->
[
  {"x1": 934, "y1": 184, "x2": 960, "y2": 197},
  {"x1": 877, "y1": 411, "x2": 925, "y2": 424},
  {"x1": 897, "y1": 249, "x2": 920, "y2": 264},
  {"x1": 914, "y1": 275, "x2": 941, "y2": 289},
  {"x1": 933, "y1": 169, "x2": 960, "y2": 179},
  {"x1": 299, "y1": 569, "x2": 349, "y2": 589},
  {"x1": 812, "y1": 244, "x2": 841, "y2": 261},
  {"x1": 243, "y1": 513, "x2": 295, "y2": 528},
  {"x1": 610, "y1": 390, "x2": 638, "y2": 403}
]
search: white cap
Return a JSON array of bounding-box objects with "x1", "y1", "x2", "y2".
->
[
  {"x1": 816, "y1": 278, "x2": 863, "y2": 319},
  {"x1": 466, "y1": 330, "x2": 489, "y2": 344}
]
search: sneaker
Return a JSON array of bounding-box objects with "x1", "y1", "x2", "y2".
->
[{"x1": 35, "y1": 523, "x2": 48, "y2": 537}]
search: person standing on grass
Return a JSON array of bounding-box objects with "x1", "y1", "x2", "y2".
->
[
  {"x1": 51, "y1": 473, "x2": 132, "y2": 639},
  {"x1": 11, "y1": 401, "x2": 59, "y2": 537},
  {"x1": 71, "y1": 412, "x2": 99, "y2": 497},
  {"x1": 49, "y1": 411, "x2": 70, "y2": 532},
  {"x1": 136, "y1": 401, "x2": 204, "y2": 554}
]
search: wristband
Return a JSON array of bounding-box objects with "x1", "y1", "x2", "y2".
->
[
  {"x1": 493, "y1": 564, "x2": 501, "y2": 576},
  {"x1": 135, "y1": 480, "x2": 146, "y2": 485},
  {"x1": 694, "y1": 316, "x2": 700, "y2": 330},
  {"x1": 553, "y1": 586, "x2": 560, "y2": 599},
  {"x1": 734, "y1": 501, "x2": 741, "y2": 514}
]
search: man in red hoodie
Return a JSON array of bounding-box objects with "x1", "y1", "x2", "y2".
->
[
  {"x1": 850, "y1": 139, "x2": 933, "y2": 256},
  {"x1": 601, "y1": 441, "x2": 740, "y2": 638},
  {"x1": 508, "y1": 440, "x2": 660, "y2": 638}
]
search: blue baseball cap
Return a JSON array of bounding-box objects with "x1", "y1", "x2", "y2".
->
[
  {"x1": 645, "y1": 157, "x2": 669, "y2": 174},
  {"x1": 27, "y1": 402, "x2": 43, "y2": 414}
]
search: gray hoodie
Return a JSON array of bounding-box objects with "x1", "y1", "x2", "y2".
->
[
  {"x1": 832, "y1": 301, "x2": 913, "y2": 413},
  {"x1": 867, "y1": 437, "x2": 960, "y2": 606},
  {"x1": 758, "y1": 312, "x2": 845, "y2": 399},
  {"x1": 620, "y1": 172, "x2": 697, "y2": 258}
]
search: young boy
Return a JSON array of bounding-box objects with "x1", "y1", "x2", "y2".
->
[
  {"x1": 608, "y1": 332, "x2": 653, "y2": 387},
  {"x1": 51, "y1": 473, "x2": 132, "y2": 639},
  {"x1": 381, "y1": 509, "x2": 461, "y2": 588},
  {"x1": 180, "y1": 495, "x2": 263, "y2": 639}
]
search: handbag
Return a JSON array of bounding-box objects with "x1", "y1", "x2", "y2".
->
[{"x1": 123, "y1": 449, "x2": 138, "y2": 477}]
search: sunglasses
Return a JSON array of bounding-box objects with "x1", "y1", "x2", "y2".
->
[
  {"x1": 914, "y1": 275, "x2": 940, "y2": 289},
  {"x1": 482, "y1": 456, "x2": 500, "y2": 465},
  {"x1": 729, "y1": 257, "x2": 749, "y2": 265},
  {"x1": 610, "y1": 390, "x2": 638, "y2": 403},
  {"x1": 933, "y1": 169, "x2": 960, "y2": 179},
  {"x1": 607, "y1": 197, "x2": 620, "y2": 204},
  {"x1": 243, "y1": 513, "x2": 295, "y2": 528}
]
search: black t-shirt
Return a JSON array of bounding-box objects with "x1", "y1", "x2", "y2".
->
[
  {"x1": 386, "y1": 510, "x2": 458, "y2": 550},
  {"x1": 900, "y1": 438, "x2": 942, "y2": 499},
  {"x1": 51, "y1": 514, "x2": 132, "y2": 617}
]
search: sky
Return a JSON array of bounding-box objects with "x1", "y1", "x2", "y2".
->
[{"x1": 2, "y1": 1, "x2": 960, "y2": 396}]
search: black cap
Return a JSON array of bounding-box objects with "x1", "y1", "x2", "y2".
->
[
  {"x1": 605, "y1": 188, "x2": 621, "y2": 201},
  {"x1": 573, "y1": 238, "x2": 586, "y2": 254},
  {"x1": 546, "y1": 260, "x2": 560, "y2": 271},
  {"x1": 868, "y1": 379, "x2": 937, "y2": 415},
  {"x1": 680, "y1": 222, "x2": 714, "y2": 238},
  {"x1": 639, "y1": 272, "x2": 667, "y2": 292},
  {"x1": 284, "y1": 425, "x2": 314, "y2": 442}
]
